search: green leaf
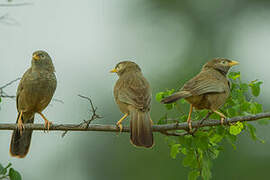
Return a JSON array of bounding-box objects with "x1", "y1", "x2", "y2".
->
[
  {"x1": 249, "y1": 80, "x2": 263, "y2": 97},
  {"x1": 165, "y1": 103, "x2": 175, "y2": 110},
  {"x1": 246, "y1": 123, "x2": 257, "y2": 141},
  {"x1": 258, "y1": 118, "x2": 270, "y2": 125},
  {"x1": 246, "y1": 123, "x2": 265, "y2": 143},
  {"x1": 179, "y1": 136, "x2": 192, "y2": 148},
  {"x1": 241, "y1": 102, "x2": 251, "y2": 112},
  {"x1": 249, "y1": 102, "x2": 263, "y2": 114},
  {"x1": 156, "y1": 89, "x2": 176, "y2": 107},
  {"x1": 0, "y1": 163, "x2": 4, "y2": 175},
  {"x1": 208, "y1": 147, "x2": 220, "y2": 159},
  {"x1": 157, "y1": 115, "x2": 167, "y2": 125},
  {"x1": 155, "y1": 92, "x2": 164, "y2": 102},
  {"x1": 182, "y1": 150, "x2": 198, "y2": 168},
  {"x1": 226, "y1": 134, "x2": 237, "y2": 150},
  {"x1": 229, "y1": 122, "x2": 244, "y2": 135},
  {"x1": 0, "y1": 163, "x2": 12, "y2": 175},
  {"x1": 228, "y1": 71, "x2": 240, "y2": 80},
  {"x1": 167, "y1": 89, "x2": 175, "y2": 96},
  {"x1": 8, "y1": 168, "x2": 22, "y2": 180},
  {"x1": 181, "y1": 147, "x2": 188, "y2": 155},
  {"x1": 240, "y1": 83, "x2": 249, "y2": 92},
  {"x1": 202, "y1": 158, "x2": 212, "y2": 180},
  {"x1": 188, "y1": 170, "x2": 200, "y2": 180},
  {"x1": 179, "y1": 98, "x2": 186, "y2": 104},
  {"x1": 226, "y1": 107, "x2": 237, "y2": 117},
  {"x1": 209, "y1": 133, "x2": 223, "y2": 144},
  {"x1": 193, "y1": 132, "x2": 209, "y2": 150},
  {"x1": 170, "y1": 144, "x2": 181, "y2": 159}
]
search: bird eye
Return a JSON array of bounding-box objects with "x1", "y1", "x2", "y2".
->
[
  {"x1": 221, "y1": 61, "x2": 227, "y2": 65},
  {"x1": 40, "y1": 54, "x2": 45, "y2": 59}
]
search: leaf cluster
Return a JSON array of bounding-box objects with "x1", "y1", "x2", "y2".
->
[
  {"x1": 0, "y1": 163, "x2": 21, "y2": 180},
  {"x1": 156, "y1": 71, "x2": 268, "y2": 180}
]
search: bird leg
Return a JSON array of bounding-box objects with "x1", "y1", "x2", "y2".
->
[
  {"x1": 17, "y1": 111, "x2": 24, "y2": 136},
  {"x1": 212, "y1": 110, "x2": 226, "y2": 125},
  {"x1": 38, "y1": 112, "x2": 52, "y2": 132},
  {"x1": 187, "y1": 104, "x2": 193, "y2": 131},
  {"x1": 116, "y1": 113, "x2": 128, "y2": 132}
]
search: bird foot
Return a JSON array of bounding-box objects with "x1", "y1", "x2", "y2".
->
[
  {"x1": 116, "y1": 122, "x2": 123, "y2": 132},
  {"x1": 17, "y1": 120, "x2": 25, "y2": 136},
  {"x1": 220, "y1": 117, "x2": 225, "y2": 125},
  {"x1": 188, "y1": 121, "x2": 192, "y2": 132},
  {"x1": 44, "y1": 120, "x2": 52, "y2": 133}
]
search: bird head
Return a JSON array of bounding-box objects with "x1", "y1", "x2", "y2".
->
[
  {"x1": 110, "y1": 61, "x2": 141, "y2": 76},
  {"x1": 203, "y1": 58, "x2": 239, "y2": 75},
  {"x1": 32, "y1": 50, "x2": 55, "y2": 72}
]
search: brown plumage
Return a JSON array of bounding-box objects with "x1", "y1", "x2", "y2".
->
[
  {"x1": 111, "y1": 61, "x2": 153, "y2": 148},
  {"x1": 10, "y1": 50, "x2": 57, "y2": 158},
  {"x1": 161, "y1": 58, "x2": 239, "y2": 130}
]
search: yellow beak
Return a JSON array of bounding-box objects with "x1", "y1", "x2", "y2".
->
[
  {"x1": 33, "y1": 54, "x2": 40, "y2": 60},
  {"x1": 110, "y1": 68, "x2": 118, "y2": 73},
  {"x1": 229, "y1": 60, "x2": 239, "y2": 66}
]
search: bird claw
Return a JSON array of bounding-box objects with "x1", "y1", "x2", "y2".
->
[
  {"x1": 116, "y1": 122, "x2": 123, "y2": 132},
  {"x1": 220, "y1": 117, "x2": 225, "y2": 125},
  {"x1": 44, "y1": 120, "x2": 52, "y2": 133},
  {"x1": 17, "y1": 121, "x2": 25, "y2": 136},
  {"x1": 188, "y1": 121, "x2": 192, "y2": 132}
]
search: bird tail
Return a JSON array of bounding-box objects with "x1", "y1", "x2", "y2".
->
[
  {"x1": 10, "y1": 112, "x2": 34, "y2": 158},
  {"x1": 130, "y1": 109, "x2": 154, "y2": 148},
  {"x1": 161, "y1": 91, "x2": 191, "y2": 104}
]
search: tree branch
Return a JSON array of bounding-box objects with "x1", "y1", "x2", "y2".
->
[
  {"x1": 0, "y1": 78, "x2": 20, "y2": 99},
  {"x1": 0, "y1": 112, "x2": 269, "y2": 134},
  {"x1": 0, "y1": 2, "x2": 33, "y2": 7}
]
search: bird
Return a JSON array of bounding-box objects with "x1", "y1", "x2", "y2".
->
[
  {"x1": 161, "y1": 58, "x2": 239, "y2": 130},
  {"x1": 111, "y1": 61, "x2": 154, "y2": 148},
  {"x1": 10, "y1": 50, "x2": 57, "y2": 158}
]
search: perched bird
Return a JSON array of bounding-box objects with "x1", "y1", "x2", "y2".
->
[
  {"x1": 111, "y1": 61, "x2": 154, "y2": 148},
  {"x1": 161, "y1": 58, "x2": 239, "y2": 130},
  {"x1": 10, "y1": 50, "x2": 57, "y2": 158}
]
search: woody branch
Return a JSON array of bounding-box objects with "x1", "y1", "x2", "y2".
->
[
  {"x1": 0, "y1": 112, "x2": 269, "y2": 134},
  {"x1": 0, "y1": 79, "x2": 269, "y2": 136}
]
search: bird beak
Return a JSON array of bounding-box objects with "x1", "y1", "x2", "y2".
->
[
  {"x1": 229, "y1": 60, "x2": 239, "y2": 66},
  {"x1": 32, "y1": 54, "x2": 40, "y2": 61},
  {"x1": 110, "y1": 68, "x2": 118, "y2": 73}
]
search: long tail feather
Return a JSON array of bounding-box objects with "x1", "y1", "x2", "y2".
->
[
  {"x1": 10, "y1": 113, "x2": 34, "y2": 158},
  {"x1": 130, "y1": 109, "x2": 153, "y2": 148}
]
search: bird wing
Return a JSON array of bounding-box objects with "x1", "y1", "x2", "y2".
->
[
  {"x1": 115, "y1": 73, "x2": 151, "y2": 111},
  {"x1": 181, "y1": 70, "x2": 228, "y2": 96},
  {"x1": 16, "y1": 68, "x2": 32, "y2": 111}
]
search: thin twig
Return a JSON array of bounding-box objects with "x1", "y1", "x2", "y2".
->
[
  {"x1": 78, "y1": 94, "x2": 102, "y2": 126},
  {"x1": 0, "y1": 79, "x2": 62, "y2": 104},
  {"x1": 0, "y1": 78, "x2": 20, "y2": 99},
  {"x1": 0, "y1": 78, "x2": 20, "y2": 89},
  {"x1": 160, "y1": 131, "x2": 188, "y2": 136},
  {"x1": 191, "y1": 112, "x2": 213, "y2": 135},
  {"x1": 0, "y1": 13, "x2": 8, "y2": 21},
  {"x1": 160, "y1": 112, "x2": 213, "y2": 136},
  {"x1": 0, "y1": 2, "x2": 33, "y2": 7},
  {"x1": 51, "y1": 98, "x2": 64, "y2": 104},
  {"x1": 61, "y1": 95, "x2": 102, "y2": 137}
]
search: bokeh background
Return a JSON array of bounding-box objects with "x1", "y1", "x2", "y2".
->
[{"x1": 1, "y1": 0, "x2": 270, "y2": 179}]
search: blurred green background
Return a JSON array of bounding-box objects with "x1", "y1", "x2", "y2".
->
[{"x1": 1, "y1": 0, "x2": 270, "y2": 179}]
